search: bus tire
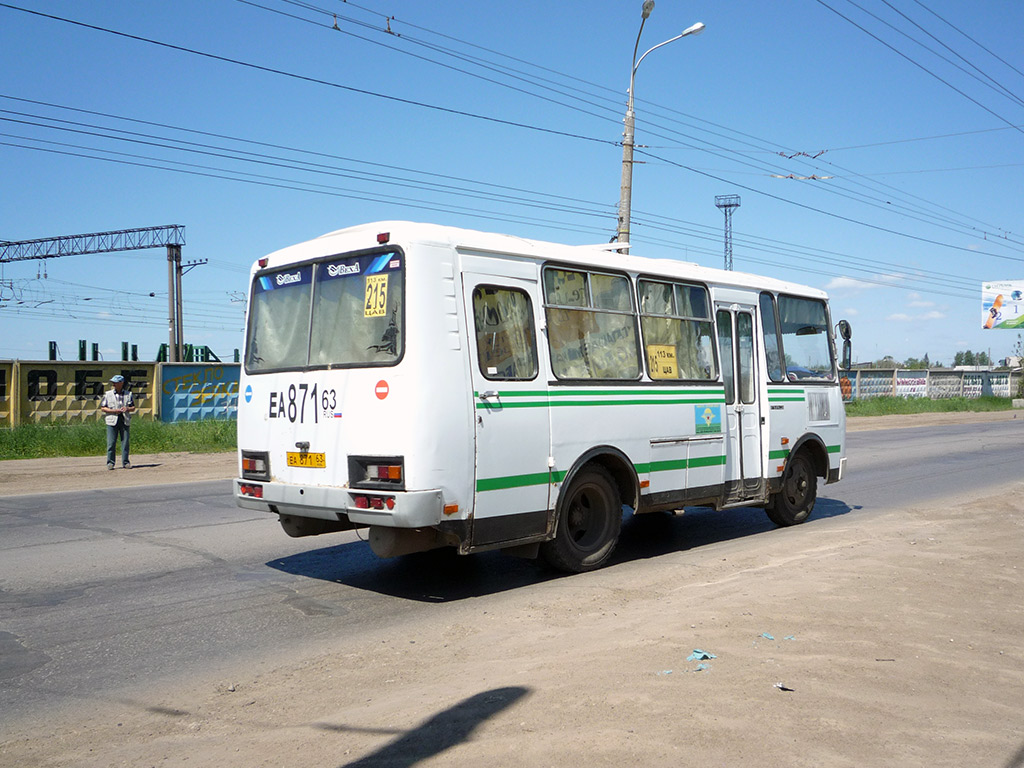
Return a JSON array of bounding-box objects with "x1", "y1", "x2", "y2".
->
[
  {"x1": 766, "y1": 451, "x2": 817, "y2": 527},
  {"x1": 541, "y1": 465, "x2": 622, "y2": 573}
]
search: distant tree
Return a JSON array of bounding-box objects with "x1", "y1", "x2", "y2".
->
[
  {"x1": 923, "y1": 353, "x2": 930, "y2": 368},
  {"x1": 902, "y1": 357, "x2": 927, "y2": 369},
  {"x1": 874, "y1": 355, "x2": 897, "y2": 368}
]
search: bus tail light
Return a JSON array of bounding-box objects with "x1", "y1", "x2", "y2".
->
[
  {"x1": 369, "y1": 464, "x2": 402, "y2": 481},
  {"x1": 349, "y1": 456, "x2": 405, "y2": 489},
  {"x1": 352, "y1": 495, "x2": 395, "y2": 510},
  {"x1": 239, "y1": 483, "x2": 264, "y2": 499},
  {"x1": 241, "y1": 450, "x2": 270, "y2": 481}
]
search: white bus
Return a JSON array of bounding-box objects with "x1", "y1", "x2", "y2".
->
[{"x1": 236, "y1": 222, "x2": 850, "y2": 572}]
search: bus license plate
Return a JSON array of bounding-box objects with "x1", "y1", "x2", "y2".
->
[{"x1": 286, "y1": 452, "x2": 326, "y2": 468}]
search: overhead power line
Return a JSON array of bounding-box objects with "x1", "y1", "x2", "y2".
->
[
  {"x1": 813, "y1": 0, "x2": 1024, "y2": 136},
  {"x1": 3, "y1": 4, "x2": 1021, "y2": 296},
  {"x1": 0, "y1": 3, "x2": 615, "y2": 148}
]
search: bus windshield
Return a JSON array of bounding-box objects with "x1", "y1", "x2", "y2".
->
[{"x1": 245, "y1": 250, "x2": 404, "y2": 372}]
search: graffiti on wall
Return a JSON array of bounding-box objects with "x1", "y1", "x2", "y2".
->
[
  {"x1": 160, "y1": 364, "x2": 239, "y2": 422},
  {"x1": 13, "y1": 363, "x2": 155, "y2": 424},
  {"x1": 0, "y1": 361, "x2": 12, "y2": 427}
]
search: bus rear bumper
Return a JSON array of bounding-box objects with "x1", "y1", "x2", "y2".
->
[{"x1": 235, "y1": 479, "x2": 444, "y2": 528}]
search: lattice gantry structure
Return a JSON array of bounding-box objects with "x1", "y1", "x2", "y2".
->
[
  {"x1": 0, "y1": 226, "x2": 191, "y2": 361},
  {"x1": 714, "y1": 195, "x2": 740, "y2": 271}
]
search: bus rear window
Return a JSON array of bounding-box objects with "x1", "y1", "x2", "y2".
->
[
  {"x1": 245, "y1": 251, "x2": 404, "y2": 372},
  {"x1": 245, "y1": 266, "x2": 313, "y2": 371},
  {"x1": 310, "y1": 253, "x2": 404, "y2": 367}
]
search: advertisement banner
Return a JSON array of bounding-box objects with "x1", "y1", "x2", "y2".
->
[
  {"x1": 16, "y1": 362, "x2": 156, "y2": 424},
  {"x1": 894, "y1": 373, "x2": 928, "y2": 398},
  {"x1": 160, "y1": 363, "x2": 239, "y2": 422},
  {"x1": 982, "y1": 280, "x2": 1024, "y2": 329}
]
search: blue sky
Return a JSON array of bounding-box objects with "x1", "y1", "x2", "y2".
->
[{"x1": 2, "y1": 0, "x2": 1022, "y2": 366}]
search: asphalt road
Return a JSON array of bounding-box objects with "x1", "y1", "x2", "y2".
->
[{"x1": 2, "y1": 420, "x2": 1022, "y2": 727}]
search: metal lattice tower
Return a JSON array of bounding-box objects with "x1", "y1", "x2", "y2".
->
[{"x1": 714, "y1": 195, "x2": 740, "y2": 271}]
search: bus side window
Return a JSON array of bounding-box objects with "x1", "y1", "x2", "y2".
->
[
  {"x1": 717, "y1": 309, "x2": 736, "y2": 405},
  {"x1": 759, "y1": 292, "x2": 785, "y2": 383},
  {"x1": 543, "y1": 268, "x2": 640, "y2": 380},
  {"x1": 472, "y1": 286, "x2": 539, "y2": 380},
  {"x1": 638, "y1": 279, "x2": 716, "y2": 381}
]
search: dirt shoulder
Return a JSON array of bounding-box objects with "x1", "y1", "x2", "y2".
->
[
  {"x1": 0, "y1": 410, "x2": 1018, "y2": 497},
  {"x1": 846, "y1": 408, "x2": 1022, "y2": 432},
  {"x1": 0, "y1": 451, "x2": 236, "y2": 497}
]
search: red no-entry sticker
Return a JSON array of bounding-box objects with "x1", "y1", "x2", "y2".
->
[{"x1": 375, "y1": 380, "x2": 389, "y2": 400}]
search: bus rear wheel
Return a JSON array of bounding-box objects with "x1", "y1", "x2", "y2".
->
[
  {"x1": 766, "y1": 451, "x2": 817, "y2": 526},
  {"x1": 541, "y1": 465, "x2": 622, "y2": 573}
]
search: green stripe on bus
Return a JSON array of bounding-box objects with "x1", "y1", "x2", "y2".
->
[
  {"x1": 474, "y1": 388, "x2": 725, "y2": 398},
  {"x1": 476, "y1": 469, "x2": 569, "y2": 492},
  {"x1": 477, "y1": 456, "x2": 726, "y2": 492},
  {"x1": 476, "y1": 398, "x2": 726, "y2": 410},
  {"x1": 768, "y1": 446, "x2": 841, "y2": 461}
]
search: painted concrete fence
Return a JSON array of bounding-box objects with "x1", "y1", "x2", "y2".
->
[
  {"x1": 2, "y1": 361, "x2": 1018, "y2": 426},
  {"x1": 0, "y1": 361, "x2": 239, "y2": 427},
  {"x1": 840, "y1": 369, "x2": 1022, "y2": 401}
]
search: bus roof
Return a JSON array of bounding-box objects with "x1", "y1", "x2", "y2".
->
[{"x1": 267, "y1": 221, "x2": 828, "y2": 300}]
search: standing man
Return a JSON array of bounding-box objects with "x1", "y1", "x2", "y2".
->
[{"x1": 101, "y1": 374, "x2": 136, "y2": 469}]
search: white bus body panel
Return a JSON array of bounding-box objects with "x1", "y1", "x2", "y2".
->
[{"x1": 236, "y1": 221, "x2": 847, "y2": 554}]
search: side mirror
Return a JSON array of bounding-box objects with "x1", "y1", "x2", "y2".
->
[
  {"x1": 842, "y1": 339, "x2": 852, "y2": 371},
  {"x1": 838, "y1": 319, "x2": 852, "y2": 341}
]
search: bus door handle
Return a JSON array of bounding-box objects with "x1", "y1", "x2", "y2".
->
[{"x1": 479, "y1": 390, "x2": 500, "y2": 401}]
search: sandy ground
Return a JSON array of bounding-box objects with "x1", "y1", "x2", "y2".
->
[
  {"x1": 0, "y1": 410, "x2": 1019, "y2": 498},
  {"x1": 2, "y1": 411, "x2": 1023, "y2": 767}
]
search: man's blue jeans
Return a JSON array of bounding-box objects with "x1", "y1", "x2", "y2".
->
[{"x1": 106, "y1": 419, "x2": 130, "y2": 467}]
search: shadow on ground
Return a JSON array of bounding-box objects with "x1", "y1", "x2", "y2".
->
[
  {"x1": 266, "y1": 497, "x2": 855, "y2": 603},
  {"x1": 318, "y1": 686, "x2": 530, "y2": 768}
]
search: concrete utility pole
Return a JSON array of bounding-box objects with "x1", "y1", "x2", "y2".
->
[
  {"x1": 616, "y1": 2, "x2": 704, "y2": 251},
  {"x1": 0, "y1": 225, "x2": 187, "y2": 360},
  {"x1": 715, "y1": 195, "x2": 740, "y2": 271}
]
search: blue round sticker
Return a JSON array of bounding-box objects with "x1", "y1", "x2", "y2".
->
[{"x1": 244, "y1": 384, "x2": 253, "y2": 403}]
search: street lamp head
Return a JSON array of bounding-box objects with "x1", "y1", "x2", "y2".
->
[
  {"x1": 681, "y1": 22, "x2": 705, "y2": 37},
  {"x1": 641, "y1": 0, "x2": 655, "y2": 20}
]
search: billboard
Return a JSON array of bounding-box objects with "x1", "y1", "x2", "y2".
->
[{"x1": 982, "y1": 281, "x2": 1024, "y2": 329}]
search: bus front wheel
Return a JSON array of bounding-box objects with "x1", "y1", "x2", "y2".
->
[
  {"x1": 541, "y1": 465, "x2": 622, "y2": 573},
  {"x1": 766, "y1": 452, "x2": 817, "y2": 527}
]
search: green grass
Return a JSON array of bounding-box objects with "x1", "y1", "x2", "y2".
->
[
  {"x1": 2, "y1": 397, "x2": 1017, "y2": 459},
  {"x1": 0, "y1": 419, "x2": 236, "y2": 461},
  {"x1": 845, "y1": 396, "x2": 1015, "y2": 417}
]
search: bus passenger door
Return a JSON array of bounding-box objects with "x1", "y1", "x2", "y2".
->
[
  {"x1": 462, "y1": 270, "x2": 551, "y2": 546},
  {"x1": 716, "y1": 305, "x2": 763, "y2": 504}
]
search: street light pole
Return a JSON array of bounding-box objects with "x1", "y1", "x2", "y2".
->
[{"x1": 616, "y1": 8, "x2": 705, "y2": 251}]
